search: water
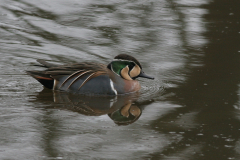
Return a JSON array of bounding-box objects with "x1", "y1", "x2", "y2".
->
[{"x1": 0, "y1": 0, "x2": 240, "y2": 159}]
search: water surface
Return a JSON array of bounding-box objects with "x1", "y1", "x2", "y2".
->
[{"x1": 1, "y1": 0, "x2": 240, "y2": 159}]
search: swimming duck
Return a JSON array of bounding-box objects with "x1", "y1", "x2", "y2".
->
[{"x1": 27, "y1": 54, "x2": 154, "y2": 96}]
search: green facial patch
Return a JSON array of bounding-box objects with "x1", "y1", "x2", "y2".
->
[{"x1": 111, "y1": 61, "x2": 135, "y2": 75}]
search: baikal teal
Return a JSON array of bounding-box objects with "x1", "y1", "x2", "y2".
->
[{"x1": 27, "y1": 54, "x2": 154, "y2": 96}]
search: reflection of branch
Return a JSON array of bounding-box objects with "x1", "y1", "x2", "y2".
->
[
  {"x1": 144, "y1": 0, "x2": 206, "y2": 158},
  {"x1": 36, "y1": 110, "x2": 61, "y2": 158},
  {"x1": 167, "y1": 0, "x2": 186, "y2": 46},
  {"x1": 148, "y1": 0, "x2": 240, "y2": 158},
  {"x1": 167, "y1": 0, "x2": 205, "y2": 69}
]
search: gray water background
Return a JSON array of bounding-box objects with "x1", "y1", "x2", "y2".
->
[{"x1": 1, "y1": 0, "x2": 240, "y2": 159}]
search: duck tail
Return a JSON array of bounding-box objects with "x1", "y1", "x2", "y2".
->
[{"x1": 26, "y1": 71, "x2": 54, "y2": 89}]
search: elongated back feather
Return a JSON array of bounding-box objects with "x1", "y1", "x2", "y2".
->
[
  {"x1": 67, "y1": 70, "x2": 92, "y2": 89},
  {"x1": 59, "y1": 70, "x2": 84, "y2": 88},
  {"x1": 27, "y1": 60, "x2": 109, "y2": 91}
]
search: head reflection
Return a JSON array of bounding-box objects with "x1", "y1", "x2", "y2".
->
[{"x1": 108, "y1": 102, "x2": 142, "y2": 125}]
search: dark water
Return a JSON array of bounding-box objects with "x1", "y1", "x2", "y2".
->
[{"x1": 1, "y1": 0, "x2": 240, "y2": 159}]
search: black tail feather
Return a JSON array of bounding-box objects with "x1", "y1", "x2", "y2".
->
[
  {"x1": 26, "y1": 71, "x2": 54, "y2": 89},
  {"x1": 37, "y1": 78, "x2": 54, "y2": 89}
]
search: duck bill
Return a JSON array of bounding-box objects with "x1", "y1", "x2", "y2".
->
[{"x1": 138, "y1": 71, "x2": 154, "y2": 80}]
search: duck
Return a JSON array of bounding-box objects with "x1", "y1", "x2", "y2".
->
[{"x1": 26, "y1": 54, "x2": 154, "y2": 96}]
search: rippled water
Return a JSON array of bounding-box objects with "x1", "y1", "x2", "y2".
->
[{"x1": 1, "y1": 0, "x2": 240, "y2": 159}]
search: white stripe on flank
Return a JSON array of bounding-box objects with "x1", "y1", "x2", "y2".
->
[
  {"x1": 110, "y1": 79, "x2": 118, "y2": 95},
  {"x1": 53, "y1": 79, "x2": 56, "y2": 90}
]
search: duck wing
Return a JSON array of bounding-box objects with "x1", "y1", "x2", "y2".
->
[{"x1": 27, "y1": 60, "x2": 108, "y2": 90}]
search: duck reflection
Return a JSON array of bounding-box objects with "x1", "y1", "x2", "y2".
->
[
  {"x1": 108, "y1": 102, "x2": 141, "y2": 125},
  {"x1": 34, "y1": 88, "x2": 142, "y2": 125}
]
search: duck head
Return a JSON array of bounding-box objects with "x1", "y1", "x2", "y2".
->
[{"x1": 107, "y1": 54, "x2": 154, "y2": 80}]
